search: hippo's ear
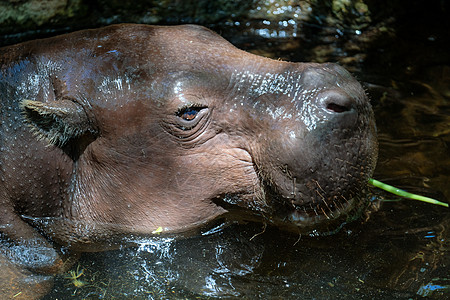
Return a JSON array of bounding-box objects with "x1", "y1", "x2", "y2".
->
[{"x1": 20, "y1": 99, "x2": 96, "y2": 147}]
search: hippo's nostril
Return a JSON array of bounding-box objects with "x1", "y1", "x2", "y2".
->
[
  {"x1": 326, "y1": 102, "x2": 350, "y2": 113},
  {"x1": 318, "y1": 89, "x2": 354, "y2": 114}
]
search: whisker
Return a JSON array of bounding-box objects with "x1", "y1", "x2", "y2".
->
[{"x1": 320, "y1": 207, "x2": 330, "y2": 219}]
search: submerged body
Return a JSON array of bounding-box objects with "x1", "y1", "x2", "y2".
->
[{"x1": 0, "y1": 24, "x2": 377, "y2": 297}]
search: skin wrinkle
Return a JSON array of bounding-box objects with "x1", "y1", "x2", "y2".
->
[{"x1": 68, "y1": 120, "x2": 256, "y2": 238}]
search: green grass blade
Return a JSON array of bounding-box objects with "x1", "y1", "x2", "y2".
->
[{"x1": 369, "y1": 178, "x2": 448, "y2": 208}]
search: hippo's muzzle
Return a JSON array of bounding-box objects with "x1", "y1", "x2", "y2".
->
[{"x1": 250, "y1": 63, "x2": 378, "y2": 231}]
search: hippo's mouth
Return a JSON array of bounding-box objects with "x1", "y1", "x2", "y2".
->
[
  {"x1": 286, "y1": 195, "x2": 362, "y2": 228},
  {"x1": 263, "y1": 174, "x2": 370, "y2": 233},
  {"x1": 270, "y1": 195, "x2": 368, "y2": 234}
]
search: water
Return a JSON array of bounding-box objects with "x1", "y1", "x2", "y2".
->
[
  {"x1": 40, "y1": 21, "x2": 450, "y2": 299},
  {"x1": 45, "y1": 202, "x2": 449, "y2": 299}
]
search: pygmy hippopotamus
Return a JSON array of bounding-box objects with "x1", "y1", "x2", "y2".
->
[{"x1": 0, "y1": 24, "x2": 378, "y2": 298}]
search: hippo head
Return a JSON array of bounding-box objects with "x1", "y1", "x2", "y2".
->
[{"x1": 20, "y1": 24, "x2": 377, "y2": 243}]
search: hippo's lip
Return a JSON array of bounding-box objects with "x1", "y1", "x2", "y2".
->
[
  {"x1": 286, "y1": 196, "x2": 355, "y2": 227},
  {"x1": 269, "y1": 191, "x2": 367, "y2": 232},
  {"x1": 266, "y1": 162, "x2": 370, "y2": 231}
]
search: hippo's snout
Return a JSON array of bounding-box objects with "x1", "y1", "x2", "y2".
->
[{"x1": 253, "y1": 63, "x2": 378, "y2": 232}]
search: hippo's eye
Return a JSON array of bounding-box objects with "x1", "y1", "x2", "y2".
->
[{"x1": 176, "y1": 106, "x2": 206, "y2": 121}]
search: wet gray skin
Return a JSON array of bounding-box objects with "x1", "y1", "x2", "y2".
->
[{"x1": 0, "y1": 24, "x2": 378, "y2": 281}]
